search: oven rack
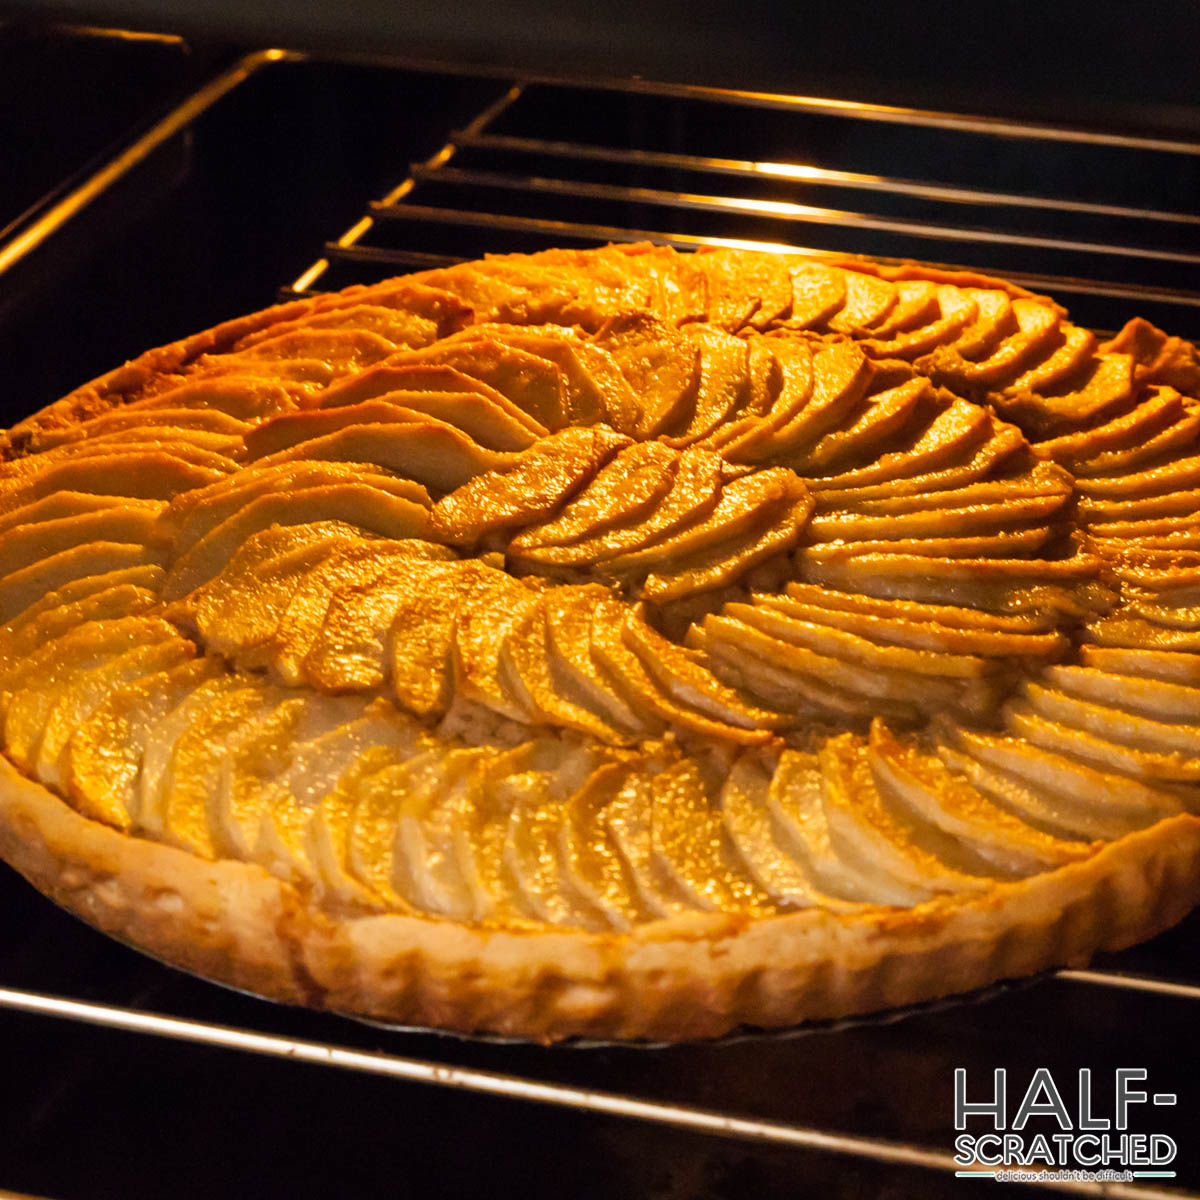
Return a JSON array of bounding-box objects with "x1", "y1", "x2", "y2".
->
[{"x1": 1, "y1": 45, "x2": 1199, "y2": 1198}]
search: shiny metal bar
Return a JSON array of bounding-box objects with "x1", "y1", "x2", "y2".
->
[
  {"x1": 0, "y1": 986, "x2": 1191, "y2": 1199},
  {"x1": 0, "y1": 49, "x2": 297, "y2": 280},
  {"x1": 526, "y1": 74, "x2": 1200, "y2": 156},
  {"x1": 1056, "y1": 970, "x2": 1200, "y2": 1001},
  {"x1": 456, "y1": 133, "x2": 1200, "y2": 227},
  {"x1": 356, "y1": 203, "x2": 1200, "y2": 308},
  {"x1": 402, "y1": 165, "x2": 1200, "y2": 267},
  {"x1": 289, "y1": 84, "x2": 525, "y2": 293}
]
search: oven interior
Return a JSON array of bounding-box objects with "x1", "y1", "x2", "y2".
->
[{"x1": 0, "y1": 25, "x2": 1198, "y2": 1200}]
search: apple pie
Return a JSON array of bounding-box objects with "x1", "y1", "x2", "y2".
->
[{"x1": 1, "y1": 244, "x2": 1198, "y2": 1041}]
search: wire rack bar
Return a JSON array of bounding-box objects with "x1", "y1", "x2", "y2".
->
[
  {"x1": 519, "y1": 74, "x2": 1200, "y2": 157},
  {"x1": 0, "y1": 49, "x2": 290, "y2": 281},
  {"x1": 1056, "y1": 971, "x2": 1200, "y2": 1001},
  {"x1": 333, "y1": 203, "x2": 1200, "y2": 310},
  {"x1": 398, "y1": 166, "x2": 1200, "y2": 267},
  {"x1": 0, "y1": 986, "x2": 1192, "y2": 1200},
  {"x1": 453, "y1": 133, "x2": 1200, "y2": 227},
  {"x1": 290, "y1": 83, "x2": 524, "y2": 293}
]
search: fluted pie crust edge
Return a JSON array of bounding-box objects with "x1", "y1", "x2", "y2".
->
[{"x1": 4, "y1": 755, "x2": 1199, "y2": 1042}]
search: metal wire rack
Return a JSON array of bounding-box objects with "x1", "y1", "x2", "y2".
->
[{"x1": 2, "y1": 47, "x2": 1200, "y2": 1198}]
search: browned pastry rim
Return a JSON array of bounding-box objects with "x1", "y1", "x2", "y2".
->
[{"x1": 4, "y1": 755, "x2": 1199, "y2": 1042}]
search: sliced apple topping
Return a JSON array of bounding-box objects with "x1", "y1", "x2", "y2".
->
[
  {"x1": 591, "y1": 311, "x2": 699, "y2": 436},
  {"x1": 431, "y1": 426, "x2": 630, "y2": 545},
  {"x1": 691, "y1": 248, "x2": 792, "y2": 331},
  {"x1": 861, "y1": 284, "x2": 978, "y2": 361},
  {"x1": 509, "y1": 441, "x2": 679, "y2": 553},
  {"x1": 866, "y1": 722, "x2": 1089, "y2": 873},
  {"x1": 915, "y1": 297, "x2": 1062, "y2": 392},
  {"x1": 509, "y1": 445, "x2": 723, "y2": 569},
  {"x1": 161, "y1": 484, "x2": 432, "y2": 599},
  {"x1": 720, "y1": 748, "x2": 851, "y2": 908}
]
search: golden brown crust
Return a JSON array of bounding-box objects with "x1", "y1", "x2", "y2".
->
[{"x1": 4, "y1": 753, "x2": 1198, "y2": 1042}]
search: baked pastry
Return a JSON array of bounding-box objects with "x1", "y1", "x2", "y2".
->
[{"x1": 1, "y1": 244, "x2": 1198, "y2": 1042}]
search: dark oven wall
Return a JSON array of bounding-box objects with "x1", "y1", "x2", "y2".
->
[{"x1": 6, "y1": 0, "x2": 1200, "y2": 136}]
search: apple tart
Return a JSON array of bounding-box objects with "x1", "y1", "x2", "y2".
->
[{"x1": 1, "y1": 244, "x2": 1199, "y2": 1041}]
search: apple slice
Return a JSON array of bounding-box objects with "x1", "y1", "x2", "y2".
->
[
  {"x1": 692, "y1": 248, "x2": 791, "y2": 331},
  {"x1": 795, "y1": 379, "x2": 928, "y2": 475},
  {"x1": 157, "y1": 682, "x2": 283, "y2": 858},
  {"x1": 867, "y1": 723, "x2": 1088, "y2": 873},
  {"x1": 431, "y1": 426, "x2": 629, "y2": 545},
  {"x1": 916, "y1": 297, "x2": 1061, "y2": 391},
  {"x1": 830, "y1": 463, "x2": 1070, "y2": 516},
  {"x1": 938, "y1": 288, "x2": 1016, "y2": 360},
  {"x1": 604, "y1": 763, "x2": 702, "y2": 919},
  {"x1": 1004, "y1": 702, "x2": 1200, "y2": 784},
  {"x1": 159, "y1": 461, "x2": 428, "y2": 557},
  {"x1": 767, "y1": 748, "x2": 923, "y2": 904},
  {"x1": 60, "y1": 658, "x2": 216, "y2": 833},
  {"x1": 593, "y1": 311, "x2": 699, "y2": 437},
  {"x1": 809, "y1": 495, "x2": 1063, "y2": 543},
  {"x1": 0, "y1": 452, "x2": 225, "y2": 516},
  {"x1": 825, "y1": 270, "x2": 896, "y2": 334},
  {"x1": 0, "y1": 506, "x2": 160, "y2": 583},
  {"x1": 34, "y1": 635, "x2": 194, "y2": 789},
  {"x1": 557, "y1": 762, "x2": 648, "y2": 930},
  {"x1": 541, "y1": 587, "x2": 662, "y2": 738},
  {"x1": 1036, "y1": 385, "x2": 1181, "y2": 466},
  {"x1": 1073, "y1": 409, "x2": 1200, "y2": 480},
  {"x1": 1075, "y1": 453, "x2": 1200, "y2": 500},
  {"x1": 301, "y1": 554, "x2": 458, "y2": 694},
  {"x1": 694, "y1": 626, "x2": 911, "y2": 723},
  {"x1": 383, "y1": 337, "x2": 571, "y2": 430},
  {"x1": 622, "y1": 603, "x2": 784, "y2": 731},
  {"x1": 250, "y1": 421, "x2": 511, "y2": 493},
  {"x1": 648, "y1": 758, "x2": 773, "y2": 913},
  {"x1": 776, "y1": 262, "x2": 847, "y2": 330},
  {"x1": 233, "y1": 303, "x2": 440, "y2": 353},
  {"x1": 268, "y1": 540, "x2": 449, "y2": 686},
  {"x1": 808, "y1": 399, "x2": 997, "y2": 494},
  {"x1": 597, "y1": 467, "x2": 807, "y2": 578},
  {"x1": 0, "y1": 572, "x2": 164, "y2": 671},
  {"x1": 640, "y1": 494, "x2": 812, "y2": 601},
  {"x1": 162, "y1": 485, "x2": 431, "y2": 600},
  {"x1": 255, "y1": 704, "x2": 423, "y2": 893},
  {"x1": 497, "y1": 598, "x2": 634, "y2": 743},
  {"x1": 759, "y1": 592, "x2": 1066, "y2": 658},
  {"x1": 1021, "y1": 681, "x2": 1200, "y2": 758},
  {"x1": 1000, "y1": 322, "x2": 1096, "y2": 397},
  {"x1": 1080, "y1": 645, "x2": 1200, "y2": 686},
  {"x1": 170, "y1": 521, "x2": 367, "y2": 651},
  {"x1": 591, "y1": 600, "x2": 774, "y2": 744},
  {"x1": 0, "y1": 491, "x2": 159, "y2": 539},
  {"x1": 725, "y1": 340, "x2": 870, "y2": 462},
  {"x1": 502, "y1": 745, "x2": 612, "y2": 928},
  {"x1": 669, "y1": 324, "x2": 752, "y2": 443},
  {"x1": 934, "y1": 740, "x2": 1136, "y2": 841},
  {"x1": 720, "y1": 749, "x2": 853, "y2": 908},
  {"x1": 1041, "y1": 664, "x2": 1200, "y2": 723},
  {"x1": 725, "y1": 601, "x2": 993, "y2": 678},
  {"x1": 509, "y1": 444, "x2": 722, "y2": 568},
  {"x1": 509, "y1": 441, "x2": 678, "y2": 553},
  {"x1": 1, "y1": 617, "x2": 180, "y2": 761},
  {"x1": 866, "y1": 280, "x2": 940, "y2": 339},
  {"x1": 818, "y1": 735, "x2": 990, "y2": 896}
]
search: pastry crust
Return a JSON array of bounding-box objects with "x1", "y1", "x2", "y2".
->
[{"x1": 4, "y1": 753, "x2": 1198, "y2": 1042}]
